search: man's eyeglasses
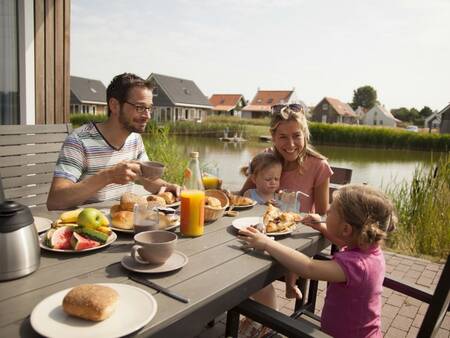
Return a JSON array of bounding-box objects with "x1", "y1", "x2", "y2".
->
[
  {"x1": 125, "y1": 101, "x2": 153, "y2": 113},
  {"x1": 271, "y1": 103, "x2": 304, "y2": 114}
]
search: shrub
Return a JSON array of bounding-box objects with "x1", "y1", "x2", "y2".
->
[{"x1": 70, "y1": 113, "x2": 107, "y2": 127}]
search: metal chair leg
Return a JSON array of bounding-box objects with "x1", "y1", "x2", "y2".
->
[{"x1": 225, "y1": 309, "x2": 240, "y2": 338}]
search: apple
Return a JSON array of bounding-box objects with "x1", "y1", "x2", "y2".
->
[{"x1": 77, "y1": 208, "x2": 105, "y2": 229}]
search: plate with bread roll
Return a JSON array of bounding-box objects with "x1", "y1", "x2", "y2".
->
[
  {"x1": 108, "y1": 192, "x2": 180, "y2": 233},
  {"x1": 30, "y1": 283, "x2": 157, "y2": 338}
]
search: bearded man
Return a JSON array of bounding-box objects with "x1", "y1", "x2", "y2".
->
[{"x1": 47, "y1": 73, "x2": 179, "y2": 210}]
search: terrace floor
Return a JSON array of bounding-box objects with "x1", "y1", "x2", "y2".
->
[{"x1": 196, "y1": 251, "x2": 449, "y2": 338}]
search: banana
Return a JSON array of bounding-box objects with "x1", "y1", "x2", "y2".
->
[
  {"x1": 97, "y1": 226, "x2": 112, "y2": 235},
  {"x1": 60, "y1": 208, "x2": 83, "y2": 223},
  {"x1": 98, "y1": 212, "x2": 110, "y2": 227}
]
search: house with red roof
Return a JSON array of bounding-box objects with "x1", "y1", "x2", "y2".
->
[
  {"x1": 209, "y1": 94, "x2": 246, "y2": 117},
  {"x1": 241, "y1": 90, "x2": 304, "y2": 119},
  {"x1": 311, "y1": 97, "x2": 357, "y2": 124}
]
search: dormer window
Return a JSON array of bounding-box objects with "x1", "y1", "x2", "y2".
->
[
  {"x1": 90, "y1": 87, "x2": 97, "y2": 93},
  {"x1": 267, "y1": 98, "x2": 273, "y2": 104},
  {"x1": 257, "y1": 98, "x2": 262, "y2": 103},
  {"x1": 220, "y1": 99, "x2": 225, "y2": 104},
  {"x1": 183, "y1": 88, "x2": 191, "y2": 95}
]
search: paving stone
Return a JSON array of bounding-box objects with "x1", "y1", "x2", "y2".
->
[
  {"x1": 383, "y1": 304, "x2": 400, "y2": 319},
  {"x1": 442, "y1": 314, "x2": 450, "y2": 330},
  {"x1": 426, "y1": 264, "x2": 441, "y2": 272},
  {"x1": 400, "y1": 303, "x2": 419, "y2": 318},
  {"x1": 405, "y1": 296, "x2": 422, "y2": 307},
  {"x1": 410, "y1": 264, "x2": 427, "y2": 272},
  {"x1": 405, "y1": 269, "x2": 421, "y2": 279},
  {"x1": 421, "y1": 269, "x2": 437, "y2": 279},
  {"x1": 385, "y1": 326, "x2": 408, "y2": 338},
  {"x1": 416, "y1": 276, "x2": 434, "y2": 287},
  {"x1": 418, "y1": 303, "x2": 429, "y2": 315},
  {"x1": 386, "y1": 293, "x2": 406, "y2": 307},
  {"x1": 412, "y1": 313, "x2": 425, "y2": 327},
  {"x1": 390, "y1": 270, "x2": 406, "y2": 279},
  {"x1": 382, "y1": 287, "x2": 394, "y2": 297},
  {"x1": 406, "y1": 326, "x2": 419, "y2": 338},
  {"x1": 381, "y1": 316, "x2": 394, "y2": 333},
  {"x1": 436, "y1": 328, "x2": 450, "y2": 338},
  {"x1": 396, "y1": 264, "x2": 410, "y2": 272},
  {"x1": 391, "y1": 314, "x2": 414, "y2": 331},
  {"x1": 385, "y1": 265, "x2": 395, "y2": 273}
]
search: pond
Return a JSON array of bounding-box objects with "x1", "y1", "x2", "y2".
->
[{"x1": 171, "y1": 136, "x2": 441, "y2": 191}]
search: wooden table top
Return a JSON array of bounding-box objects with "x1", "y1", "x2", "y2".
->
[{"x1": 0, "y1": 201, "x2": 328, "y2": 338}]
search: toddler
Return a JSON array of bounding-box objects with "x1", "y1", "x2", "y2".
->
[
  {"x1": 239, "y1": 184, "x2": 397, "y2": 338},
  {"x1": 241, "y1": 152, "x2": 282, "y2": 204}
]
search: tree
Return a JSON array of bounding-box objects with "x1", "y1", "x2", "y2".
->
[
  {"x1": 351, "y1": 85, "x2": 377, "y2": 110},
  {"x1": 419, "y1": 106, "x2": 433, "y2": 119}
]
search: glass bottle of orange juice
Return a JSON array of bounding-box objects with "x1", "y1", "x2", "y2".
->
[{"x1": 180, "y1": 152, "x2": 205, "y2": 237}]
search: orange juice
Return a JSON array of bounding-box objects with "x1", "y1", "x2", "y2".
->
[
  {"x1": 180, "y1": 189, "x2": 205, "y2": 237},
  {"x1": 202, "y1": 176, "x2": 221, "y2": 189}
]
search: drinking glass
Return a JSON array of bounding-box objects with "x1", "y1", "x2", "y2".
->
[
  {"x1": 202, "y1": 166, "x2": 222, "y2": 190},
  {"x1": 275, "y1": 190, "x2": 301, "y2": 212},
  {"x1": 133, "y1": 204, "x2": 160, "y2": 234}
]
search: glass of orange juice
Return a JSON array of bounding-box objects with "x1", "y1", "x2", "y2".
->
[
  {"x1": 202, "y1": 167, "x2": 222, "y2": 190},
  {"x1": 180, "y1": 189, "x2": 205, "y2": 237}
]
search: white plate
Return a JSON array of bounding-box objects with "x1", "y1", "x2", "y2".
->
[
  {"x1": 39, "y1": 232, "x2": 117, "y2": 253},
  {"x1": 30, "y1": 283, "x2": 157, "y2": 338},
  {"x1": 34, "y1": 216, "x2": 53, "y2": 233},
  {"x1": 121, "y1": 251, "x2": 188, "y2": 273},
  {"x1": 230, "y1": 200, "x2": 257, "y2": 210},
  {"x1": 232, "y1": 217, "x2": 297, "y2": 236},
  {"x1": 232, "y1": 217, "x2": 263, "y2": 231}
]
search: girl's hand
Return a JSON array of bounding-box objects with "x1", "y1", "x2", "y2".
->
[
  {"x1": 238, "y1": 226, "x2": 269, "y2": 251},
  {"x1": 301, "y1": 213, "x2": 324, "y2": 231}
]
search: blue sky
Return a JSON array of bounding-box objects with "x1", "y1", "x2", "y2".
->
[{"x1": 71, "y1": 0, "x2": 450, "y2": 111}]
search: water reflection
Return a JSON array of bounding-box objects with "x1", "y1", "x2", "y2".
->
[{"x1": 168, "y1": 136, "x2": 440, "y2": 190}]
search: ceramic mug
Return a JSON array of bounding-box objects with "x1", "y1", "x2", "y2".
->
[
  {"x1": 140, "y1": 161, "x2": 165, "y2": 180},
  {"x1": 131, "y1": 230, "x2": 177, "y2": 265}
]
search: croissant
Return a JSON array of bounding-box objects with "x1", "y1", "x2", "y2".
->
[
  {"x1": 230, "y1": 195, "x2": 254, "y2": 206},
  {"x1": 262, "y1": 204, "x2": 300, "y2": 233}
]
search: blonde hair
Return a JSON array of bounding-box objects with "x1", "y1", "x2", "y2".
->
[
  {"x1": 240, "y1": 152, "x2": 282, "y2": 177},
  {"x1": 269, "y1": 106, "x2": 325, "y2": 172},
  {"x1": 332, "y1": 184, "x2": 397, "y2": 249}
]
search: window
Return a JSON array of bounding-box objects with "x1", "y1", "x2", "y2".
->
[
  {"x1": 92, "y1": 106, "x2": 96, "y2": 114},
  {"x1": 322, "y1": 103, "x2": 328, "y2": 111},
  {"x1": 321, "y1": 115, "x2": 327, "y2": 123},
  {"x1": 267, "y1": 98, "x2": 273, "y2": 104},
  {"x1": 152, "y1": 87, "x2": 158, "y2": 96},
  {"x1": 0, "y1": 0, "x2": 19, "y2": 124},
  {"x1": 380, "y1": 120, "x2": 383, "y2": 125},
  {"x1": 373, "y1": 120, "x2": 377, "y2": 125}
]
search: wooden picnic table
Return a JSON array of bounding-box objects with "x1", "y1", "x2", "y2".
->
[{"x1": 0, "y1": 200, "x2": 328, "y2": 338}]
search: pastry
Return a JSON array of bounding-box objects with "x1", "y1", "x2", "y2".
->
[
  {"x1": 230, "y1": 195, "x2": 254, "y2": 206},
  {"x1": 205, "y1": 196, "x2": 222, "y2": 209},
  {"x1": 120, "y1": 192, "x2": 147, "y2": 212},
  {"x1": 62, "y1": 284, "x2": 118, "y2": 321},
  {"x1": 110, "y1": 204, "x2": 121, "y2": 216},
  {"x1": 158, "y1": 191, "x2": 176, "y2": 204},
  {"x1": 111, "y1": 210, "x2": 134, "y2": 230},
  {"x1": 146, "y1": 195, "x2": 166, "y2": 206},
  {"x1": 262, "y1": 204, "x2": 301, "y2": 233}
]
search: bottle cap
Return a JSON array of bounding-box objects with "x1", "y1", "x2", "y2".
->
[{"x1": 190, "y1": 151, "x2": 199, "y2": 158}]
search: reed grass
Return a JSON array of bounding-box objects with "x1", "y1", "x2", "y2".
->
[
  {"x1": 385, "y1": 155, "x2": 450, "y2": 259},
  {"x1": 142, "y1": 121, "x2": 188, "y2": 185}
]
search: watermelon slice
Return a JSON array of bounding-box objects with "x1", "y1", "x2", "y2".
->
[
  {"x1": 50, "y1": 226, "x2": 74, "y2": 249},
  {"x1": 70, "y1": 232, "x2": 100, "y2": 251}
]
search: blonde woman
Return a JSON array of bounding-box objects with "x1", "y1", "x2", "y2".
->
[{"x1": 240, "y1": 104, "x2": 332, "y2": 214}]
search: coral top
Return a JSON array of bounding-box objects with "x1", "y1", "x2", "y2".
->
[{"x1": 279, "y1": 155, "x2": 333, "y2": 213}]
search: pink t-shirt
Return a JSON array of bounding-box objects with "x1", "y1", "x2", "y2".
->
[
  {"x1": 321, "y1": 246, "x2": 385, "y2": 338},
  {"x1": 279, "y1": 155, "x2": 333, "y2": 213}
]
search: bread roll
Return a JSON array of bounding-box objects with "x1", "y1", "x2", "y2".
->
[
  {"x1": 205, "y1": 196, "x2": 222, "y2": 209},
  {"x1": 120, "y1": 192, "x2": 147, "y2": 212},
  {"x1": 158, "y1": 191, "x2": 176, "y2": 204},
  {"x1": 110, "y1": 204, "x2": 121, "y2": 216},
  {"x1": 63, "y1": 284, "x2": 118, "y2": 321},
  {"x1": 111, "y1": 210, "x2": 134, "y2": 230},
  {"x1": 146, "y1": 195, "x2": 166, "y2": 206}
]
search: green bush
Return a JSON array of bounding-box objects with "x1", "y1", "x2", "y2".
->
[
  {"x1": 385, "y1": 155, "x2": 450, "y2": 258},
  {"x1": 70, "y1": 113, "x2": 107, "y2": 127}
]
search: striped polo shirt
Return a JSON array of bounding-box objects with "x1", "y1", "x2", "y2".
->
[{"x1": 54, "y1": 122, "x2": 149, "y2": 203}]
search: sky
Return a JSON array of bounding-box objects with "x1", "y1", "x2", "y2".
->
[{"x1": 71, "y1": 0, "x2": 450, "y2": 111}]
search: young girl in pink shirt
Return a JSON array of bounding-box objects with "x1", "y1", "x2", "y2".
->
[{"x1": 239, "y1": 184, "x2": 397, "y2": 338}]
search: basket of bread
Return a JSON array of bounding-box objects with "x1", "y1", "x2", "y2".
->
[{"x1": 204, "y1": 189, "x2": 229, "y2": 222}]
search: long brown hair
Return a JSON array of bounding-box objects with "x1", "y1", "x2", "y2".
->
[
  {"x1": 270, "y1": 106, "x2": 325, "y2": 172},
  {"x1": 332, "y1": 184, "x2": 397, "y2": 249}
]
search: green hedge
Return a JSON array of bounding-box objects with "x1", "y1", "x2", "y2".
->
[
  {"x1": 70, "y1": 113, "x2": 107, "y2": 127},
  {"x1": 308, "y1": 123, "x2": 450, "y2": 151}
]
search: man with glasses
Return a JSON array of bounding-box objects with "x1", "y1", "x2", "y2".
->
[{"x1": 47, "y1": 73, "x2": 179, "y2": 210}]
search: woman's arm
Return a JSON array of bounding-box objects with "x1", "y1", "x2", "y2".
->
[
  {"x1": 239, "y1": 227, "x2": 346, "y2": 283},
  {"x1": 314, "y1": 178, "x2": 329, "y2": 215}
]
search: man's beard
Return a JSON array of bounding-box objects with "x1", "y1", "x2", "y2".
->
[{"x1": 119, "y1": 109, "x2": 146, "y2": 133}]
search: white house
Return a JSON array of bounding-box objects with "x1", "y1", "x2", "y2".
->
[{"x1": 362, "y1": 104, "x2": 401, "y2": 127}]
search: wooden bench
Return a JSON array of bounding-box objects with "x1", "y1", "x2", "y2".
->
[{"x1": 0, "y1": 124, "x2": 72, "y2": 207}]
